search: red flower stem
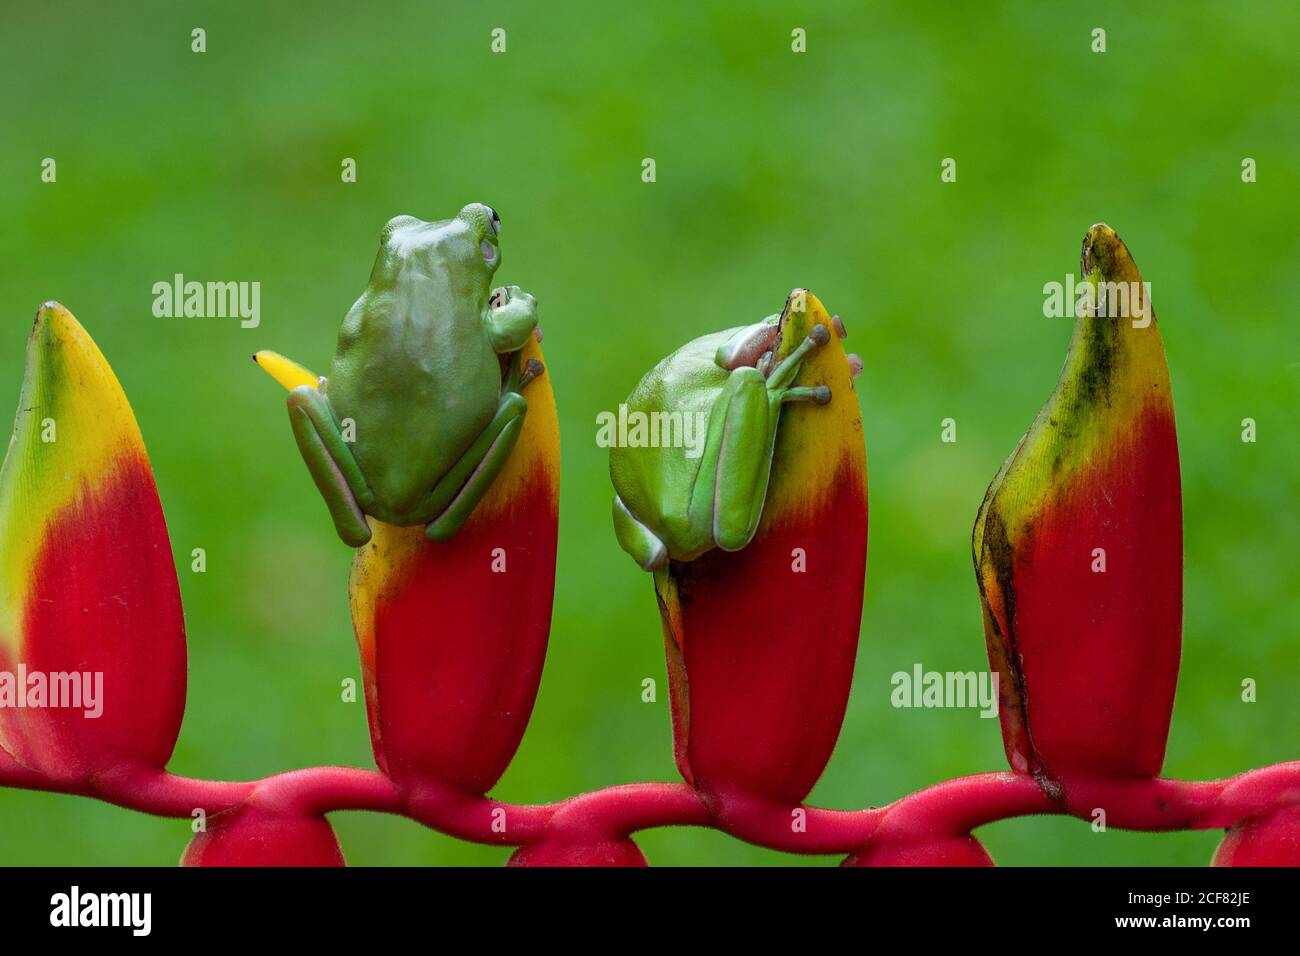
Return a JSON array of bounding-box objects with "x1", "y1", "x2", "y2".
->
[
  {"x1": 872, "y1": 772, "x2": 1051, "y2": 836},
  {"x1": 402, "y1": 781, "x2": 710, "y2": 845},
  {"x1": 545, "y1": 782, "x2": 712, "y2": 836},
  {"x1": 6, "y1": 759, "x2": 1300, "y2": 857},
  {"x1": 400, "y1": 779, "x2": 555, "y2": 844},
  {"x1": 708, "y1": 773, "x2": 1047, "y2": 854},
  {"x1": 85, "y1": 764, "x2": 402, "y2": 819},
  {"x1": 254, "y1": 767, "x2": 405, "y2": 816},
  {"x1": 90, "y1": 766, "x2": 253, "y2": 816}
]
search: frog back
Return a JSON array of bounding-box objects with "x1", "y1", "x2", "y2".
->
[
  {"x1": 325, "y1": 271, "x2": 501, "y2": 519},
  {"x1": 609, "y1": 328, "x2": 741, "y2": 558}
]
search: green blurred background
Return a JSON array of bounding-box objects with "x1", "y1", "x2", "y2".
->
[{"x1": 1, "y1": 0, "x2": 1296, "y2": 865}]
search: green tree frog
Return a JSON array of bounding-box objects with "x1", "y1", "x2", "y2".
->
[
  {"x1": 272, "y1": 203, "x2": 544, "y2": 547},
  {"x1": 608, "y1": 289, "x2": 835, "y2": 571}
]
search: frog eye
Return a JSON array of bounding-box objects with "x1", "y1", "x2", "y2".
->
[{"x1": 486, "y1": 206, "x2": 500, "y2": 236}]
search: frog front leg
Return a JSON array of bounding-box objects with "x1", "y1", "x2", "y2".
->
[
  {"x1": 419, "y1": 353, "x2": 545, "y2": 542},
  {"x1": 692, "y1": 325, "x2": 832, "y2": 552},
  {"x1": 287, "y1": 385, "x2": 378, "y2": 547},
  {"x1": 486, "y1": 285, "x2": 539, "y2": 353}
]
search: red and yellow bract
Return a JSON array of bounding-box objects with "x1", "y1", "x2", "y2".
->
[
  {"x1": 0, "y1": 303, "x2": 186, "y2": 786},
  {"x1": 348, "y1": 334, "x2": 560, "y2": 795},
  {"x1": 654, "y1": 291, "x2": 868, "y2": 805},
  {"x1": 974, "y1": 225, "x2": 1182, "y2": 797}
]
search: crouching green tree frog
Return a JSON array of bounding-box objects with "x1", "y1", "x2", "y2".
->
[
  {"x1": 272, "y1": 203, "x2": 544, "y2": 547},
  {"x1": 608, "y1": 289, "x2": 835, "y2": 571}
]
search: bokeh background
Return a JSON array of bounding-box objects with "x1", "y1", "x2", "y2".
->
[{"x1": 1, "y1": 0, "x2": 1296, "y2": 865}]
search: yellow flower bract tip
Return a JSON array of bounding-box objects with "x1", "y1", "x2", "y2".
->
[{"x1": 253, "y1": 350, "x2": 320, "y2": 392}]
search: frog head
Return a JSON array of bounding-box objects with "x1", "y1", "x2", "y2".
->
[{"x1": 368, "y1": 202, "x2": 503, "y2": 306}]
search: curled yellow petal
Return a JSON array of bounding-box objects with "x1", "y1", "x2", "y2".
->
[{"x1": 253, "y1": 350, "x2": 320, "y2": 392}]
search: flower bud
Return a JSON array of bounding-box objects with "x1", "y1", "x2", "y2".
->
[
  {"x1": 181, "y1": 804, "x2": 344, "y2": 867},
  {"x1": 348, "y1": 335, "x2": 559, "y2": 794},
  {"x1": 508, "y1": 835, "x2": 648, "y2": 867},
  {"x1": 655, "y1": 291, "x2": 868, "y2": 804},
  {"x1": 973, "y1": 227, "x2": 1181, "y2": 794},
  {"x1": 842, "y1": 834, "x2": 994, "y2": 867},
  {"x1": 0, "y1": 303, "x2": 186, "y2": 785},
  {"x1": 1212, "y1": 806, "x2": 1300, "y2": 867}
]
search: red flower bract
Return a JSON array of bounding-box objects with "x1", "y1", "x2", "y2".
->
[
  {"x1": 973, "y1": 226, "x2": 1182, "y2": 796},
  {"x1": 0, "y1": 303, "x2": 186, "y2": 785},
  {"x1": 654, "y1": 292, "x2": 868, "y2": 806},
  {"x1": 508, "y1": 835, "x2": 648, "y2": 867},
  {"x1": 182, "y1": 804, "x2": 345, "y2": 867},
  {"x1": 349, "y1": 335, "x2": 560, "y2": 795},
  {"x1": 1212, "y1": 805, "x2": 1300, "y2": 867}
]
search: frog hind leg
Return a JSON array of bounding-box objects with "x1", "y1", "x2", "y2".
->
[
  {"x1": 420, "y1": 355, "x2": 542, "y2": 542},
  {"x1": 287, "y1": 385, "x2": 376, "y2": 547},
  {"x1": 612, "y1": 495, "x2": 669, "y2": 571},
  {"x1": 702, "y1": 366, "x2": 779, "y2": 553},
  {"x1": 707, "y1": 327, "x2": 833, "y2": 553}
]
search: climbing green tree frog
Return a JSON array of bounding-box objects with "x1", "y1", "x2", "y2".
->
[
  {"x1": 608, "y1": 289, "x2": 835, "y2": 571},
  {"x1": 281, "y1": 203, "x2": 543, "y2": 547}
]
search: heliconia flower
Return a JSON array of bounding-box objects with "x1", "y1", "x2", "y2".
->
[
  {"x1": 654, "y1": 290, "x2": 867, "y2": 806},
  {"x1": 1212, "y1": 806, "x2": 1300, "y2": 867},
  {"x1": 346, "y1": 334, "x2": 559, "y2": 795},
  {"x1": 842, "y1": 833, "x2": 995, "y2": 867},
  {"x1": 972, "y1": 225, "x2": 1182, "y2": 796},
  {"x1": 181, "y1": 803, "x2": 345, "y2": 867},
  {"x1": 255, "y1": 337, "x2": 559, "y2": 796},
  {"x1": 508, "y1": 835, "x2": 649, "y2": 867},
  {"x1": 0, "y1": 303, "x2": 186, "y2": 786}
]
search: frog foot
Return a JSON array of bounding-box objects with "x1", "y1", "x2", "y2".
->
[
  {"x1": 612, "y1": 495, "x2": 669, "y2": 571},
  {"x1": 782, "y1": 384, "x2": 832, "y2": 405},
  {"x1": 764, "y1": 323, "x2": 830, "y2": 389},
  {"x1": 518, "y1": 358, "x2": 545, "y2": 391},
  {"x1": 501, "y1": 352, "x2": 544, "y2": 393}
]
